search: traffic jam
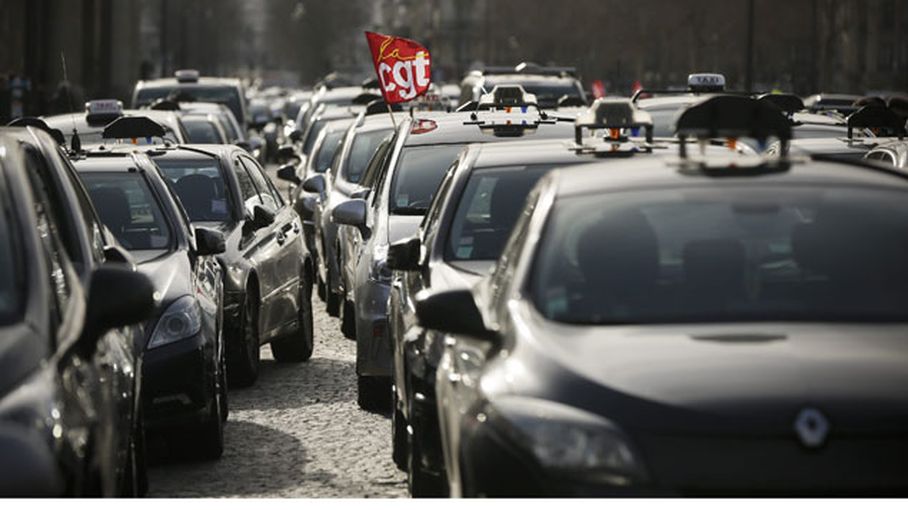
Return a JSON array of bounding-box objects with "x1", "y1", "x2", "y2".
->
[{"x1": 1, "y1": 5, "x2": 908, "y2": 500}]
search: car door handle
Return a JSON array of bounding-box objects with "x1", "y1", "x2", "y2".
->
[{"x1": 281, "y1": 222, "x2": 294, "y2": 234}]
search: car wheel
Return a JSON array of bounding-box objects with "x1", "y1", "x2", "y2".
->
[
  {"x1": 316, "y1": 271, "x2": 327, "y2": 302},
  {"x1": 357, "y1": 375, "x2": 391, "y2": 412},
  {"x1": 407, "y1": 428, "x2": 447, "y2": 497},
  {"x1": 326, "y1": 287, "x2": 341, "y2": 317},
  {"x1": 392, "y1": 387, "x2": 408, "y2": 471},
  {"x1": 341, "y1": 299, "x2": 356, "y2": 340},
  {"x1": 271, "y1": 272, "x2": 315, "y2": 362},
  {"x1": 228, "y1": 290, "x2": 260, "y2": 388}
]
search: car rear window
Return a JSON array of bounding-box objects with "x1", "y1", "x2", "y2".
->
[
  {"x1": 81, "y1": 173, "x2": 174, "y2": 253},
  {"x1": 532, "y1": 185, "x2": 908, "y2": 324},
  {"x1": 154, "y1": 158, "x2": 232, "y2": 222},
  {"x1": 389, "y1": 145, "x2": 464, "y2": 215}
]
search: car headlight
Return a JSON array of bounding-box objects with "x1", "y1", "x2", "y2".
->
[
  {"x1": 488, "y1": 397, "x2": 647, "y2": 484},
  {"x1": 147, "y1": 296, "x2": 202, "y2": 349},
  {"x1": 370, "y1": 244, "x2": 392, "y2": 282}
]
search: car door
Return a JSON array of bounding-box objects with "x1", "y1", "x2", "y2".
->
[
  {"x1": 231, "y1": 154, "x2": 281, "y2": 343},
  {"x1": 239, "y1": 155, "x2": 302, "y2": 339}
]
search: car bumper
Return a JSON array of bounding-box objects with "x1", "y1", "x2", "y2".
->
[
  {"x1": 355, "y1": 280, "x2": 392, "y2": 377},
  {"x1": 142, "y1": 333, "x2": 217, "y2": 431}
]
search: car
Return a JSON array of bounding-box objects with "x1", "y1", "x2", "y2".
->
[
  {"x1": 145, "y1": 140, "x2": 314, "y2": 387},
  {"x1": 71, "y1": 128, "x2": 229, "y2": 460},
  {"x1": 132, "y1": 70, "x2": 249, "y2": 131},
  {"x1": 181, "y1": 112, "x2": 230, "y2": 144},
  {"x1": 306, "y1": 110, "x2": 395, "y2": 319},
  {"x1": 768, "y1": 103, "x2": 907, "y2": 159},
  {"x1": 294, "y1": 103, "x2": 366, "y2": 165},
  {"x1": 276, "y1": 117, "x2": 355, "y2": 265},
  {"x1": 145, "y1": 100, "x2": 267, "y2": 163},
  {"x1": 424, "y1": 95, "x2": 908, "y2": 497},
  {"x1": 803, "y1": 93, "x2": 862, "y2": 115},
  {"x1": 458, "y1": 62, "x2": 588, "y2": 109},
  {"x1": 329, "y1": 86, "x2": 580, "y2": 412},
  {"x1": 295, "y1": 83, "x2": 374, "y2": 139},
  {"x1": 865, "y1": 138, "x2": 908, "y2": 168},
  {"x1": 41, "y1": 99, "x2": 190, "y2": 147},
  {"x1": 0, "y1": 130, "x2": 155, "y2": 496}
]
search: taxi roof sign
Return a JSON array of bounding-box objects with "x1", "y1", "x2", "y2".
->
[
  {"x1": 174, "y1": 69, "x2": 200, "y2": 83},
  {"x1": 101, "y1": 116, "x2": 166, "y2": 140},
  {"x1": 85, "y1": 99, "x2": 124, "y2": 126},
  {"x1": 846, "y1": 105, "x2": 906, "y2": 139},
  {"x1": 687, "y1": 73, "x2": 726, "y2": 92},
  {"x1": 575, "y1": 98, "x2": 653, "y2": 145},
  {"x1": 477, "y1": 85, "x2": 538, "y2": 110},
  {"x1": 675, "y1": 95, "x2": 791, "y2": 156}
]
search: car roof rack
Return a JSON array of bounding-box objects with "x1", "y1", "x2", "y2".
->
[
  {"x1": 675, "y1": 95, "x2": 791, "y2": 158},
  {"x1": 573, "y1": 98, "x2": 654, "y2": 149},
  {"x1": 846, "y1": 105, "x2": 906, "y2": 140},
  {"x1": 7, "y1": 117, "x2": 67, "y2": 146},
  {"x1": 101, "y1": 116, "x2": 167, "y2": 141}
]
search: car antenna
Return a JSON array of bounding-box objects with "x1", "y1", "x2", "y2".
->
[
  {"x1": 471, "y1": 85, "x2": 489, "y2": 121},
  {"x1": 61, "y1": 52, "x2": 81, "y2": 153}
]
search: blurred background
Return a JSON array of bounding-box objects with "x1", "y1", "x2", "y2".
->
[{"x1": 0, "y1": 0, "x2": 905, "y2": 121}]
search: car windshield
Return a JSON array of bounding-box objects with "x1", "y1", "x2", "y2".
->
[
  {"x1": 154, "y1": 158, "x2": 232, "y2": 222},
  {"x1": 81, "y1": 173, "x2": 174, "y2": 252},
  {"x1": 183, "y1": 119, "x2": 223, "y2": 144},
  {"x1": 314, "y1": 130, "x2": 346, "y2": 173},
  {"x1": 532, "y1": 185, "x2": 908, "y2": 324},
  {"x1": 344, "y1": 129, "x2": 393, "y2": 183},
  {"x1": 446, "y1": 164, "x2": 553, "y2": 261},
  {"x1": 390, "y1": 145, "x2": 464, "y2": 215},
  {"x1": 0, "y1": 180, "x2": 22, "y2": 324},
  {"x1": 136, "y1": 86, "x2": 244, "y2": 125}
]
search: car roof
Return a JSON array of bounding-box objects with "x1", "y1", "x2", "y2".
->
[
  {"x1": 72, "y1": 150, "x2": 155, "y2": 173},
  {"x1": 136, "y1": 76, "x2": 242, "y2": 88},
  {"x1": 550, "y1": 156, "x2": 908, "y2": 200},
  {"x1": 787, "y1": 137, "x2": 878, "y2": 155},
  {"x1": 402, "y1": 111, "x2": 574, "y2": 147}
]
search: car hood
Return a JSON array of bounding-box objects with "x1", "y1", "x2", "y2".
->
[
  {"x1": 506, "y1": 307, "x2": 908, "y2": 435},
  {"x1": 387, "y1": 215, "x2": 423, "y2": 244},
  {"x1": 135, "y1": 250, "x2": 192, "y2": 306}
]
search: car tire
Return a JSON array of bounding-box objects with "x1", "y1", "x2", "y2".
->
[
  {"x1": 357, "y1": 375, "x2": 391, "y2": 412},
  {"x1": 341, "y1": 299, "x2": 356, "y2": 340},
  {"x1": 316, "y1": 272, "x2": 327, "y2": 302},
  {"x1": 326, "y1": 287, "x2": 341, "y2": 317},
  {"x1": 228, "y1": 290, "x2": 260, "y2": 388},
  {"x1": 408, "y1": 429, "x2": 447, "y2": 498},
  {"x1": 392, "y1": 387, "x2": 408, "y2": 471},
  {"x1": 271, "y1": 272, "x2": 315, "y2": 362}
]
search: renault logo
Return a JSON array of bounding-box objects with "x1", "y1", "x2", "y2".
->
[{"x1": 794, "y1": 408, "x2": 829, "y2": 448}]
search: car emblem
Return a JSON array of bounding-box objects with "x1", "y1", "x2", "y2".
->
[{"x1": 794, "y1": 408, "x2": 829, "y2": 448}]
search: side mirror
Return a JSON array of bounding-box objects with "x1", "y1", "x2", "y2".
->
[
  {"x1": 0, "y1": 426, "x2": 64, "y2": 497},
  {"x1": 415, "y1": 289, "x2": 498, "y2": 343},
  {"x1": 84, "y1": 265, "x2": 155, "y2": 345},
  {"x1": 276, "y1": 163, "x2": 301, "y2": 185},
  {"x1": 277, "y1": 145, "x2": 298, "y2": 163},
  {"x1": 195, "y1": 227, "x2": 226, "y2": 256},
  {"x1": 331, "y1": 199, "x2": 369, "y2": 238},
  {"x1": 387, "y1": 236, "x2": 421, "y2": 271},
  {"x1": 294, "y1": 195, "x2": 317, "y2": 221},
  {"x1": 350, "y1": 187, "x2": 370, "y2": 200},
  {"x1": 246, "y1": 205, "x2": 276, "y2": 232},
  {"x1": 302, "y1": 174, "x2": 326, "y2": 195},
  {"x1": 289, "y1": 129, "x2": 303, "y2": 143}
]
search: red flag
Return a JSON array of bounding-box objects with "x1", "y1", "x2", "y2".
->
[
  {"x1": 591, "y1": 80, "x2": 606, "y2": 99},
  {"x1": 365, "y1": 31, "x2": 432, "y2": 105}
]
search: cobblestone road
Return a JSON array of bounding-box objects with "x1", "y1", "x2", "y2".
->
[{"x1": 148, "y1": 305, "x2": 407, "y2": 497}]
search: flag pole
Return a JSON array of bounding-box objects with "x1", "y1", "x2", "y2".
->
[{"x1": 386, "y1": 103, "x2": 397, "y2": 129}]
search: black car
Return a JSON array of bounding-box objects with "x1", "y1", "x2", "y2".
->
[
  {"x1": 132, "y1": 70, "x2": 249, "y2": 131},
  {"x1": 72, "y1": 138, "x2": 229, "y2": 460},
  {"x1": 424, "y1": 96, "x2": 908, "y2": 496},
  {"x1": 147, "y1": 142, "x2": 314, "y2": 387},
  {"x1": 458, "y1": 62, "x2": 588, "y2": 109},
  {"x1": 385, "y1": 104, "x2": 664, "y2": 494},
  {"x1": 0, "y1": 131, "x2": 154, "y2": 496}
]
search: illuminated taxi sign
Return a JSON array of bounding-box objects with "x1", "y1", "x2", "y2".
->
[
  {"x1": 85, "y1": 99, "x2": 124, "y2": 126},
  {"x1": 687, "y1": 73, "x2": 726, "y2": 93},
  {"x1": 86, "y1": 99, "x2": 123, "y2": 116},
  {"x1": 174, "y1": 69, "x2": 200, "y2": 83}
]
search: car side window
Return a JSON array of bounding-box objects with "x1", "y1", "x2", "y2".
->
[
  {"x1": 56, "y1": 147, "x2": 106, "y2": 263},
  {"x1": 359, "y1": 138, "x2": 392, "y2": 194},
  {"x1": 26, "y1": 169, "x2": 73, "y2": 327},
  {"x1": 488, "y1": 187, "x2": 540, "y2": 324},
  {"x1": 232, "y1": 157, "x2": 260, "y2": 210},
  {"x1": 240, "y1": 156, "x2": 280, "y2": 211},
  {"x1": 422, "y1": 162, "x2": 456, "y2": 241}
]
